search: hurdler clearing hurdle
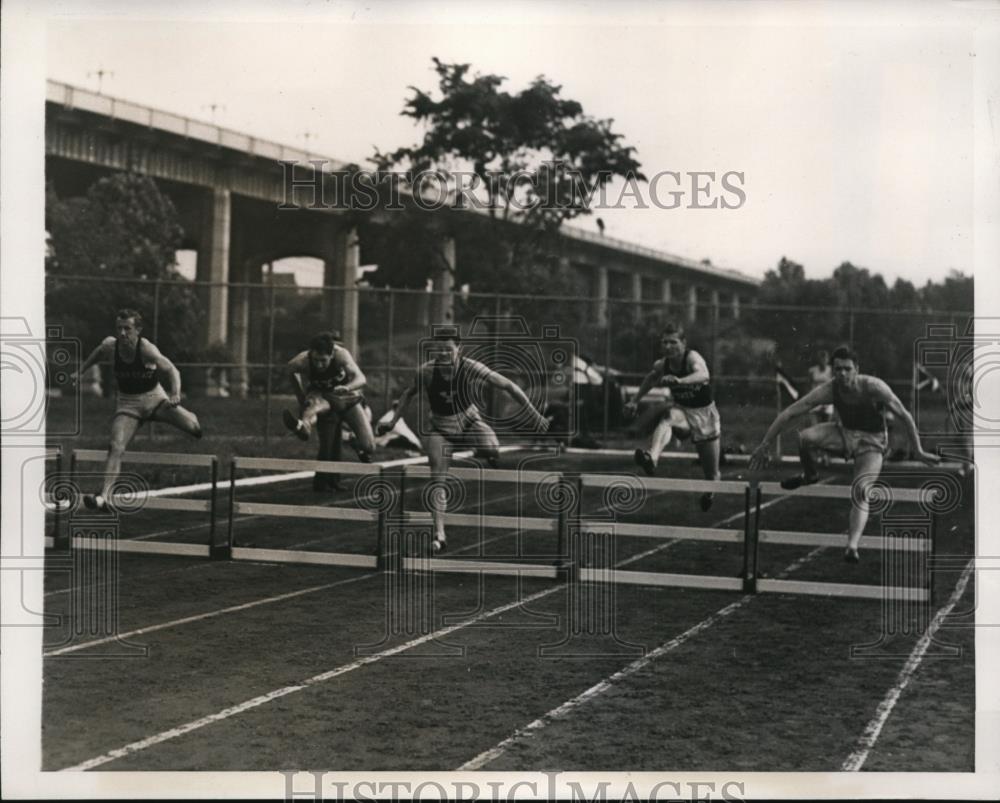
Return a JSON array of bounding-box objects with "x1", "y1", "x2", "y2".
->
[
  {"x1": 379, "y1": 326, "x2": 549, "y2": 554},
  {"x1": 750, "y1": 345, "x2": 939, "y2": 564}
]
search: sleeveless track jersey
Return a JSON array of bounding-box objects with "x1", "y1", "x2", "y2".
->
[
  {"x1": 666, "y1": 349, "x2": 713, "y2": 408},
  {"x1": 833, "y1": 376, "x2": 886, "y2": 433},
  {"x1": 114, "y1": 337, "x2": 159, "y2": 394},
  {"x1": 308, "y1": 353, "x2": 349, "y2": 391},
  {"x1": 427, "y1": 358, "x2": 479, "y2": 416}
]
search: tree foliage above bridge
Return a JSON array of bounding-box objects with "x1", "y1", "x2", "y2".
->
[
  {"x1": 370, "y1": 58, "x2": 645, "y2": 295},
  {"x1": 46, "y1": 172, "x2": 204, "y2": 361}
]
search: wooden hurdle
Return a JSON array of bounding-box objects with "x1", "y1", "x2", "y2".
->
[
  {"x1": 227, "y1": 456, "x2": 385, "y2": 569},
  {"x1": 749, "y1": 480, "x2": 933, "y2": 602},
  {"x1": 68, "y1": 448, "x2": 220, "y2": 558},
  {"x1": 574, "y1": 472, "x2": 752, "y2": 592},
  {"x1": 395, "y1": 464, "x2": 570, "y2": 578}
]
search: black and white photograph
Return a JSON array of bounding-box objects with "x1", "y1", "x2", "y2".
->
[{"x1": 2, "y1": 0, "x2": 999, "y2": 799}]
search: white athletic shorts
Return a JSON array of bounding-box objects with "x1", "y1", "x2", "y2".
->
[
  {"x1": 803, "y1": 421, "x2": 888, "y2": 459},
  {"x1": 429, "y1": 405, "x2": 499, "y2": 449},
  {"x1": 677, "y1": 402, "x2": 721, "y2": 443},
  {"x1": 114, "y1": 384, "x2": 170, "y2": 423}
]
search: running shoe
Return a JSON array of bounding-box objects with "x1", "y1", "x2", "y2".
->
[
  {"x1": 82, "y1": 494, "x2": 107, "y2": 511},
  {"x1": 283, "y1": 409, "x2": 309, "y2": 441},
  {"x1": 634, "y1": 449, "x2": 656, "y2": 477},
  {"x1": 432, "y1": 537, "x2": 447, "y2": 554},
  {"x1": 700, "y1": 492, "x2": 714, "y2": 512},
  {"x1": 844, "y1": 547, "x2": 861, "y2": 564},
  {"x1": 779, "y1": 473, "x2": 820, "y2": 490}
]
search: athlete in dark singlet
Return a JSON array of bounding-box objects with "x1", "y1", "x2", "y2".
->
[
  {"x1": 72, "y1": 308, "x2": 202, "y2": 510},
  {"x1": 750, "y1": 345, "x2": 939, "y2": 562},
  {"x1": 283, "y1": 331, "x2": 375, "y2": 472},
  {"x1": 625, "y1": 322, "x2": 722, "y2": 511},
  {"x1": 378, "y1": 326, "x2": 549, "y2": 551}
]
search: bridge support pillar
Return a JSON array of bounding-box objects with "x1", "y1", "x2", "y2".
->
[
  {"x1": 198, "y1": 188, "x2": 231, "y2": 348},
  {"x1": 323, "y1": 227, "x2": 360, "y2": 355},
  {"x1": 594, "y1": 266, "x2": 608, "y2": 328},
  {"x1": 229, "y1": 284, "x2": 250, "y2": 399},
  {"x1": 661, "y1": 278, "x2": 672, "y2": 309},
  {"x1": 631, "y1": 273, "x2": 643, "y2": 321}
]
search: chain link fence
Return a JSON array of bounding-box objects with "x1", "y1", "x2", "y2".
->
[{"x1": 46, "y1": 273, "x2": 970, "y2": 444}]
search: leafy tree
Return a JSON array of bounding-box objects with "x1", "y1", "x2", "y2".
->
[
  {"x1": 749, "y1": 256, "x2": 973, "y2": 382},
  {"x1": 370, "y1": 58, "x2": 645, "y2": 296},
  {"x1": 46, "y1": 173, "x2": 202, "y2": 361}
]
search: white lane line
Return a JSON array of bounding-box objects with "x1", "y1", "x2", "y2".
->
[
  {"x1": 61, "y1": 583, "x2": 560, "y2": 772},
  {"x1": 458, "y1": 598, "x2": 750, "y2": 770},
  {"x1": 841, "y1": 559, "x2": 975, "y2": 771},
  {"x1": 458, "y1": 544, "x2": 828, "y2": 771},
  {"x1": 44, "y1": 573, "x2": 376, "y2": 658}
]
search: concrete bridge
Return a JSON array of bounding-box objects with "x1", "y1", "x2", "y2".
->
[{"x1": 46, "y1": 80, "x2": 760, "y2": 395}]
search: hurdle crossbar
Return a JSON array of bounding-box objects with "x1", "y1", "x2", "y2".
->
[
  {"x1": 401, "y1": 557, "x2": 559, "y2": 578},
  {"x1": 578, "y1": 521, "x2": 742, "y2": 543},
  {"x1": 756, "y1": 577, "x2": 930, "y2": 601},
  {"x1": 68, "y1": 536, "x2": 209, "y2": 558},
  {"x1": 233, "y1": 456, "x2": 381, "y2": 475},
  {"x1": 562, "y1": 448, "x2": 968, "y2": 473},
  {"x1": 580, "y1": 473, "x2": 747, "y2": 495},
  {"x1": 758, "y1": 481, "x2": 925, "y2": 504},
  {"x1": 403, "y1": 465, "x2": 561, "y2": 484},
  {"x1": 142, "y1": 498, "x2": 212, "y2": 513},
  {"x1": 233, "y1": 501, "x2": 377, "y2": 522},
  {"x1": 401, "y1": 510, "x2": 555, "y2": 531},
  {"x1": 758, "y1": 529, "x2": 932, "y2": 552},
  {"x1": 232, "y1": 547, "x2": 377, "y2": 569},
  {"x1": 72, "y1": 448, "x2": 216, "y2": 467},
  {"x1": 579, "y1": 568, "x2": 744, "y2": 591}
]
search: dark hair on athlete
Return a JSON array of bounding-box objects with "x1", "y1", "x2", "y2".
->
[
  {"x1": 432, "y1": 325, "x2": 461, "y2": 343},
  {"x1": 309, "y1": 331, "x2": 338, "y2": 355},
  {"x1": 115, "y1": 308, "x2": 143, "y2": 328},
  {"x1": 661, "y1": 322, "x2": 686, "y2": 340},
  {"x1": 831, "y1": 345, "x2": 859, "y2": 365}
]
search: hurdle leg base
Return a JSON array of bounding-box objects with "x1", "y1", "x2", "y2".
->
[{"x1": 210, "y1": 545, "x2": 232, "y2": 561}]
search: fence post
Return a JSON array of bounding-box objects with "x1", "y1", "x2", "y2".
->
[
  {"x1": 603, "y1": 300, "x2": 613, "y2": 444},
  {"x1": 264, "y1": 281, "x2": 276, "y2": 444},
  {"x1": 148, "y1": 278, "x2": 163, "y2": 442},
  {"x1": 384, "y1": 289, "x2": 395, "y2": 413},
  {"x1": 848, "y1": 309, "x2": 855, "y2": 347},
  {"x1": 492, "y1": 295, "x2": 502, "y2": 419}
]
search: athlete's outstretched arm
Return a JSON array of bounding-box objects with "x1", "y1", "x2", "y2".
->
[
  {"x1": 749, "y1": 384, "x2": 833, "y2": 469},
  {"x1": 871, "y1": 379, "x2": 940, "y2": 464},
  {"x1": 72, "y1": 337, "x2": 114, "y2": 383},
  {"x1": 625, "y1": 360, "x2": 665, "y2": 415},
  {"x1": 484, "y1": 368, "x2": 549, "y2": 430},
  {"x1": 287, "y1": 351, "x2": 310, "y2": 407},
  {"x1": 378, "y1": 367, "x2": 422, "y2": 434}
]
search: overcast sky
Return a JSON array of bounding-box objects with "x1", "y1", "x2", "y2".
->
[{"x1": 43, "y1": 1, "x2": 983, "y2": 286}]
